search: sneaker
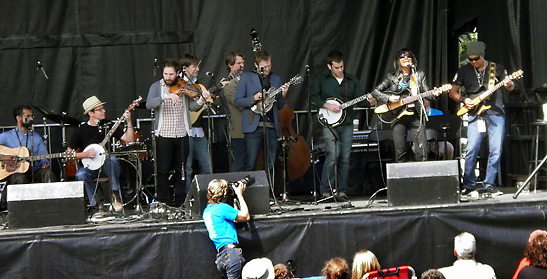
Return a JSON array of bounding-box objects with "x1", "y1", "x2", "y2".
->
[
  {"x1": 460, "y1": 188, "x2": 473, "y2": 196},
  {"x1": 336, "y1": 192, "x2": 349, "y2": 202},
  {"x1": 485, "y1": 186, "x2": 503, "y2": 196}
]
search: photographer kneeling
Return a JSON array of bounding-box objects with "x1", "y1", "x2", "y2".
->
[{"x1": 203, "y1": 178, "x2": 250, "y2": 279}]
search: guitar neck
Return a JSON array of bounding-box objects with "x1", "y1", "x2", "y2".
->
[
  {"x1": 341, "y1": 94, "x2": 369, "y2": 109},
  {"x1": 27, "y1": 152, "x2": 67, "y2": 161},
  {"x1": 402, "y1": 89, "x2": 438, "y2": 105},
  {"x1": 477, "y1": 79, "x2": 507, "y2": 101},
  {"x1": 100, "y1": 116, "x2": 125, "y2": 146}
]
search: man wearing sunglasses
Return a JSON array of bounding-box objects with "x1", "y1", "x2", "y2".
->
[{"x1": 448, "y1": 41, "x2": 515, "y2": 197}]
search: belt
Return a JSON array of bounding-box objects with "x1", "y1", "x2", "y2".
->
[
  {"x1": 257, "y1": 121, "x2": 274, "y2": 128},
  {"x1": 218, "y1": 243, "x2": 239, "y2": 253}
]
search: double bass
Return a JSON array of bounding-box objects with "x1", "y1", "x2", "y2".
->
[{"x1": 278, "y1": 104, "x2": 311, "y2": 181}]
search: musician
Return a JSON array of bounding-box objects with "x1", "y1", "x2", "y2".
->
[
  {"x1": 146, "y1": 58, "x2": 210, "y2": 206},
  {"x1": 67, "y1": 96, "x2": 134, "y2": 212},
  {"x1": 0, "y1": 105, "x2": 56, "y2": 184},
  {"x1": 372, "y1": 48, "x2": 438, "y2": 163},
  {"x1": 310, "y1": 50, "x2": 366, "y2": 201},
  {"x1": 448, "y1": 41, "x2": 514, "y2": 196},
  {"x1": 222, "y1": 51, "x2": 246, "y2": 172},
  {"x1": 183, "y1": 54, "x2": 214, "y2": 193},
  {"x1": 234, "y1": 50, "x2": 289, "y2": 175},
  {"x1": 203, "y1": 178, "x2": 249, "y2": 279}
]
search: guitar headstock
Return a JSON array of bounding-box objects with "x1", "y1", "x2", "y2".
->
[
  {"x1": 438, "y1": 83, "x2": 452, "y2": 92},
  {"x1": 288, "y1": 75, "x2": 304, "y2": 86},
  {"x1": 509, "y1": 69, "x2": 524, "y2": 81},
  {"x1": 228, "y1": 67, "x2": 243, "y2": 81},
  {"x1": 65, "y1": 150, "x2": 77, "y2": 159},
  {"x1": 127, "y1": 96, "x2": 143, "y2": 111}
]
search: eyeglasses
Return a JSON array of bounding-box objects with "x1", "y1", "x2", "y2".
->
[
  {"x1": 399, "y1": 53, "x2": 411, "y2": 59},
  {"x1": 468, "y1": 56, "x2": 481, "y2": 62},
  {"x1": 93, "y1": 108, "x2": 105, "y2": 112}
]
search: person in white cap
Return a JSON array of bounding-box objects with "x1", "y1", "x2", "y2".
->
[
  {"x1": 242, "y1": 258, "x2": 275, "y2": 279},
  {"x1": 203, "y1": 178, "x2": 250, "y2": 279},
  {"x1": 67, "y1": 95, "x2": 134, "y2": 212}
]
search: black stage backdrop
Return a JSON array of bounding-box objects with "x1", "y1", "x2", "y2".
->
[{"x1": 0, "y1": 0, "x2": 545, "y2": 127}]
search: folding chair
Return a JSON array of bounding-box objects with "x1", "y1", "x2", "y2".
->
[{"x1": 367, "y1": 265, "x2": 417, "y2": 279}]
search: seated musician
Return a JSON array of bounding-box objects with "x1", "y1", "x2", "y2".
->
[
  {"x1": 372, "y1": 48, "x2": 440, "y2": 163},
  {"x1": 67, "y1": 96, "x2": 134, "y2": 212},
  {"x1": 0, "y1": 105, "x2": 56, "y2": 185}
]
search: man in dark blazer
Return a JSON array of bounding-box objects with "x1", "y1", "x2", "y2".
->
[{"x1": 234, "y1": 50, "x2": 289, "y2": 176}]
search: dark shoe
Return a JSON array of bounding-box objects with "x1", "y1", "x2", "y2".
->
[
  {"x1": 461, "y1": 188, "x2": 473, "y2": 196},
  {"x1": 486, "y1": 186, "x2": 503, "y2": 196},
  {"x1": 336, "y1": 192, "x2": 349, "y2": 202},
  {"x1": 320, "y1": 193, "x2": 331, "y2": 199}
]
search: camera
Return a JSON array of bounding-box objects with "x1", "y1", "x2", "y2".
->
[{"x1": 227, "y1": 175, "x2": 255, "y2": 194}]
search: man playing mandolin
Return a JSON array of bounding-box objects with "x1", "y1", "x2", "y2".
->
[
  {"x1": 310, "y1": 50, "x2": 367, "y2": 201},
  {"x1": 234, "y1": 50, "x2": 289, "y2": 176},
  {"x1": 448, "y1": 41, "x2": 515, "y2": 197},
  {"x1": 0, "y1": 105, "x2": 56, "y2": 184},
  {"x1": 67, "y1": 96, "x2": 134, "y2": 212}
]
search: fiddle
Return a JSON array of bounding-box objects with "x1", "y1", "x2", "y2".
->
[{"x1": 169, "y1": 78, "x2": 201, "y2": 99}]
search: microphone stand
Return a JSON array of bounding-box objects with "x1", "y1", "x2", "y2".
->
[
  {"x1": 411, "y1": 67, "x2": 428, "y2": 161},
  {"x1": 305, "y1": 65, "x2": 319, "y2": 203},
  {"x1": 316, "y1": 115, "x2": 339, "y2": 204},
  {"x1": 256, "y1": 69, "x2": 279, "y2": 207}
]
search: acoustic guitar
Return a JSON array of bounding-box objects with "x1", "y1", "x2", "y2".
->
[{"x1": 0, "y1": 145, "x2": 75, "y2": 180}]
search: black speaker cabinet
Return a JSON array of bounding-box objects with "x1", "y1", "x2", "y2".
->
[
  {"x1": 185, "y1": 171, "x2": 270, "y2": 218},
  {"x1": 7, "y1": 181, "x2": 86, "y2": 229},
  {"x1": 387, "y1": 160, "x2": 459, "y2": 206}
]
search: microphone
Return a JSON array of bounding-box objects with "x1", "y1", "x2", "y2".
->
[
  {"x1": 205, "y1": 71, "x2": 214, "y2": 77},
  {"x1": 36, "y1": 60, "x2": 49, "y2": 80},
  {"x1": 259, "y1": 65, "x2": 265, "y2": 74},
  {"x1": 153, "y1": 57, "x2": 158, "y2": 76}
]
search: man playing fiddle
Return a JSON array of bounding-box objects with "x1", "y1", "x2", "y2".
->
[{"x1": 146, "y1": 58, "x2": 210, "y2": 206}]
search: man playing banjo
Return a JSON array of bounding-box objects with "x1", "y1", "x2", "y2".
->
[
  {"x1": 67, "y1": 96, "x2": 135, "y2": 212},
  {"x1": 310, "y1": 50, "x2": 368, "y2": 201}
]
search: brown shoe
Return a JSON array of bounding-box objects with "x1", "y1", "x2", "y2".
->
[{"x1": 111, "y1": 193, "x2": 123, "y2": 212}]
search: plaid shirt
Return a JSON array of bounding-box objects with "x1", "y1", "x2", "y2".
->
[{"x1": 158, "y1": 81, "x2": 187, "y2": 138}]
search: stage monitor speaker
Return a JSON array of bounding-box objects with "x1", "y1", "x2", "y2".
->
[
  {"x1": 185, "y1": 171, "x2": 270, "y2": 218},
  {"x1": 7, "y1": 181, "x2": 86, "y2": 229},
  {"x1": 387, "y1": 160, "x2": 459, "y2": 206}
]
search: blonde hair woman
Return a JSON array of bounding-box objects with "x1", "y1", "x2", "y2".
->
[{"x1": 351, "y1": 250, "x2": 381, "y2": 279}]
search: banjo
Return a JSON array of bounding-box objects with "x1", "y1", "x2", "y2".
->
[
  {"x1": 81, "y1": 97, "x2": 142, "y2": 170},
  {"x1": 317, "y1": 93, "x2": 371, "y2": 127}
]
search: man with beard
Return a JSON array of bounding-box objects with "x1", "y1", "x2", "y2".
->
[
  {"x1": 146, "y1": 58, "x2": 210, "y2": 206},
  {"x1": 0, "y1": 105, "x2": 56, "y2": 184}
]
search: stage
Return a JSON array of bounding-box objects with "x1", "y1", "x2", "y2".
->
[{"x1": 0, "y1": 186, "x2": 545, "y2": 279}]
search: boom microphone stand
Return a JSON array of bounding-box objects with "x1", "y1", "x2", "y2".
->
[
  {"x1": 316, "y1": 116, "x2": 339, "y2": 204},
  {"x1": 305, "y1": 65, "x2": 319, "y2": 203}
]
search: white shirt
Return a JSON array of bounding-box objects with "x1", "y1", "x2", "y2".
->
[{"x1": 439, "y1": 259, "x2": 496, "y2": 279}]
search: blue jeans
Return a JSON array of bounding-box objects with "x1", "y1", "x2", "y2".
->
[
  {"x1": 463, "y1": 114, "x2": 505, "y2": 189},
  {"x1": 216, "y1": 247, "x2": 245, "y2": 279},
  {"x1": 75, "y1": 155, "x2": 121, "y2": 207},
  {"x1": 244, "y1": 127, "x2": 278, "y2": 174},
  {"x1": 230, "y1": 138, "x2": 247, "y2": 172},
  {"x1": 320, "y1": 124, "x2": 352, "y2": 194},
  {"x1": 186, "y1": 136, "x2": 212, "y2": 193}
]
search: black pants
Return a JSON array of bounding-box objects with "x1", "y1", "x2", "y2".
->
[
  {"x1": 392, "y1": 113, "x2": 428, "y2": 162},
  {"x1": 155, "y1": 136, "x2": 189, "y2": 204}
]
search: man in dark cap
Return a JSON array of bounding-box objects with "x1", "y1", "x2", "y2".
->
[{"x1": 449, "y1": 41, "x2": 515, "y2": 197}]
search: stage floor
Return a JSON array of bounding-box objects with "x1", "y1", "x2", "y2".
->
[{"x1": 0, "y1": 186, "x2": 545, "y2": 279}]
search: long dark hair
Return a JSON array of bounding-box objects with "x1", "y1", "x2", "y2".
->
[{"x1": 393, "y1": 48, "x2": 417, "y2": 75}]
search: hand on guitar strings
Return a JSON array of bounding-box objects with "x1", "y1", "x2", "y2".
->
[{"x1": 323, "y1": 102, "x2": 341, "y2": 113}]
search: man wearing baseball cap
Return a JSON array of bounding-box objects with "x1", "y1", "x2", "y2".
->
[
  {"x1": 449, "y1": 41, "x2": 515, "y2": 197},
  {"x1": 67, "y1": 95, "x2": 135, "y2": 213}
]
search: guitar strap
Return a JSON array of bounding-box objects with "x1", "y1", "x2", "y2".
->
[{"x1": 484, "y1": 62, "x2": 497, "y2": 105}]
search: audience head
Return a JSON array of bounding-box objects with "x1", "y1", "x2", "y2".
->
[
  {"x1": 421, "y1": 269, "x2": 446, "y2": 279},
  {"x1": 454, "y1": 232, "x2": 476, "y2": 260},
  {"x1": 274, "y1": 263, "x2": 294, "y2": 279},
  {"x1": 524, "y1": 230, "x2": 547, "y2": 268},
  {"x1": 242, "y1": 258, "x2": 275, "y2": 279},
  {"x1": 351, "y1": 250, "x2": 381, "y2": 279},
  {"x1": 322, "y1": 257, "x2": 350, "y2": 279}
]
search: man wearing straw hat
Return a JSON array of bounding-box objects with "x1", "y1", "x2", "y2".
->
[{"x1": 67, "y1": 95, "x2": 134, "y2": 212}]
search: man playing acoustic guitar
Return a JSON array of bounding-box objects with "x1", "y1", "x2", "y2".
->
[
  {"x1": 0, "y1": 105, "x2": 56, "y2": 184},
  {"x1": 449, "y1": 41, "x2": 515, "y2": 197}
]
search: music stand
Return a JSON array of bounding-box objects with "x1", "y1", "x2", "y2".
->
[{"x1": 425, "y1": 115, "x2": 462, "y2": 159}]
